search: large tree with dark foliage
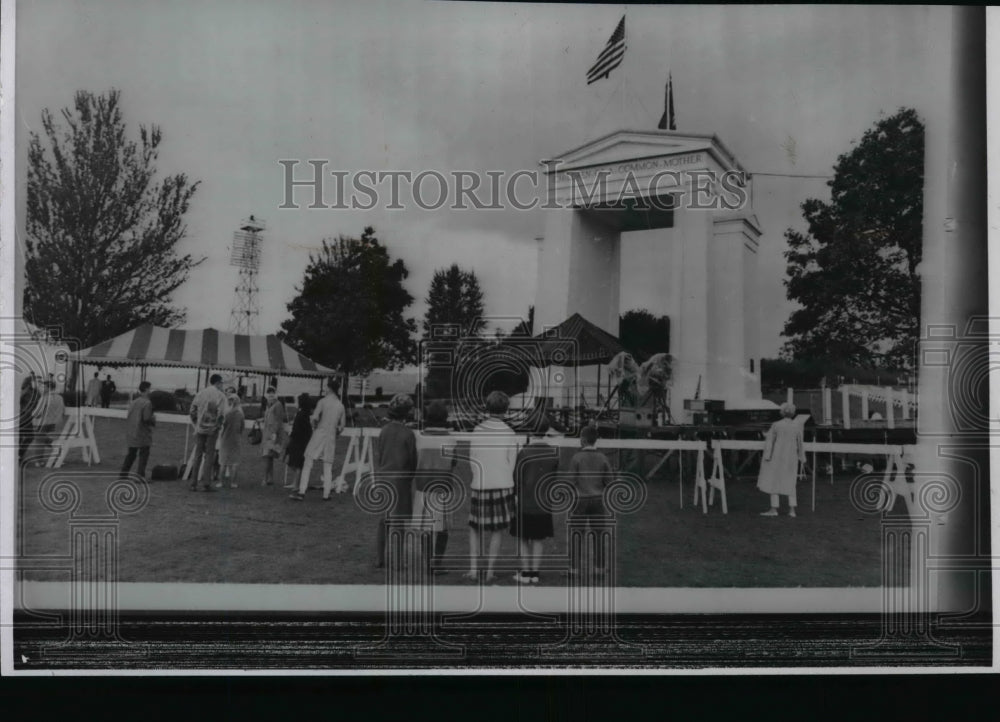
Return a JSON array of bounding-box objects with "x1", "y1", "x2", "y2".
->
[
  {"x1": 25, "y1": 89, "x2": 202, "y2": 362},
  {"x1": 422, "y1": 264, "x2": 486, "y2": 339},
  {"x1": 421, "y1": 264, "x2": 486, "y2": 400},
  {"x1": 280, "y1": 227, "x2": 418, "y2": 391},
  {"x1": 760, "y1": 357, "x2": 911, "y2": 392},
  {"x1": 510, "y1": 305, "x2": 535, "y2": 337},
  {"x1": 782, "y1": 108, "x2": 923, "y2": 369},
  {"x1": 619, "y1": 309, "x2": 671, "y2": 363}
]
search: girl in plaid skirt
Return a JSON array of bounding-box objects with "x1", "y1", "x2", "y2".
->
[{"x1": 464, "y1": 391, "x2": 517, "y2": 583}]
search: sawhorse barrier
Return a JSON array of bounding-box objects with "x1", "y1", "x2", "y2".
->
[
  {"x1": 38, "y1": 411, "x2": 918, "y2": 520},
  {"x1": 693, "y1": 444, "x2": 728, "y2": 514},
  {"x1": 342, "y1": 429, "x2": 376, "y2": 494},
  {"x1": 568, "y1": 438, "x2": 718, "y2": 514},
  {"x1": 876, "y1": 449, "x2": 915, "y2": 514},
  {"x1": 46, "y1": 412, "x2": 101, "y2": 468}
]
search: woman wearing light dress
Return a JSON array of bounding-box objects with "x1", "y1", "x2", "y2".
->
[
  {"x1": 216, "y1": 394, "x2": 245, "y2": 488},
  {"x1": 290, "y1": 376, "x2": 346, "y2": 500},
  {"x1": 756, "y1": 402, "x2": 806, "y2": 517},
  {"x1": 260, "y1": 387, "x2": 288, "y2": 486}
]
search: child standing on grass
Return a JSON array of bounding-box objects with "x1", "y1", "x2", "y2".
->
[
  {"x1": 414, "y1": 401, "x2": 458, "y2": 575},
  {"x1": 567, "y1": 424, "x2": 614, "y2": 577},
  {"x1": 374, "y1": 394, "x2": 417, "y2": 570},
  {"x1": 284, "y1": 393, "x2": 314, "y2": 489},
  {"x1": 510, "y1": 416, "x2": 560, "y2": 585},
  {"x1": 216, "y1": 394, "x2": 244, "y2": 488},
  {"x1": 260, "y1": 387, "x2": 288, "y2": 487},
  {"x1": 465, "y1": 390, "x2": 518, "y2": 584}
]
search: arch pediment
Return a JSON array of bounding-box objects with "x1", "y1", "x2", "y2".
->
[{"x1": 541, "y1": 129, "x2": 744, "y2": 175}]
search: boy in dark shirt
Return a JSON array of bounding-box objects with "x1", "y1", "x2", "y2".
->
[
  {"x1": 414, "y1": 401, "x2": 458, "y2": 574},
  {"x1": 374, "y1": 394, "x2": 417, "y2": 570},
  {"x1": 567, "y1": 424, "x2": 614, "y2": 576},
  {"x1": 510, "y1": 417, "x2": 560, "y2": 584}
]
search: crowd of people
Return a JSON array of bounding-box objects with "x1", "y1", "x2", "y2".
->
[
  {"x1": 178, "y1": 374, "x2": 346, "y2": 495},
  {"x1": 111, "y1": 375, "x2": 619, "y2": 583},
  {"x1": 371, "y1": 390, "x2": 616, "y2": 584},
  {"x1": 20, "y1": 368, "x2": 807, "y2": 582}
]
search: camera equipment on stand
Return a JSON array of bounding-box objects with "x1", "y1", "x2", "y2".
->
[
  {"x1": 684, "y1": 398, "x2": 724, "y2": 426},
  {"x1": 598, "y1": 351, "x2": 675, "y2": 429}
]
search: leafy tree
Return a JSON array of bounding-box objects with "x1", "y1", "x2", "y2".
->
[
  {"x1": 279, "y1": 227, "x2": 418, "y2": 392},
  {"x1": 760, "y1": 357, "x2": 911, "y2": 392},
  {"x1": 421, "y1": 264, "x2": 486, "y2": 400},
  {"x1": 510, "y1": 305, "x2": 535, "y2": 337},
  {"x1": 25, "y1": 89, "x2": 202, "y2": 384},
  {"x1": 618, "y1": 309, "x2": 671, "y2": 363},
  {"x1": 782, "y1": 108, "x2": 923, "y2": 369},
  {"x1": 422, "y1": 264, "x2": 486, "y2": 338}
]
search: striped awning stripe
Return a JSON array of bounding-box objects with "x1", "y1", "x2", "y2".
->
[{"x1": 75, "y1": 325, "x2": 335, "y2": 378}]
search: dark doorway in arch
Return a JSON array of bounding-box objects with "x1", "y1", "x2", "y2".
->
[{"x1": 576, "y1": 193, "x2": 677, "y2": 233}]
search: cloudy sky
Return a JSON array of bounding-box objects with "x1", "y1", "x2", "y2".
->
[{"x1": 14, "y1": 1, "x2": 945, "y2": 359}]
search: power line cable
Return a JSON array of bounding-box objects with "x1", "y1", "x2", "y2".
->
[{"x1": 749, "y1": 172, "x2": 833, "y2": 180}]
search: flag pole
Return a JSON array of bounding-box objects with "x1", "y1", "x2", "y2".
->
[{"x1": 621, "y1": 11, "x2": 627, "y2": 125}]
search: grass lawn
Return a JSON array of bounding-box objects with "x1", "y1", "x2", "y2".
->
[{"x1": 17, "y1": 415, "x2": 903, "y2": 587}]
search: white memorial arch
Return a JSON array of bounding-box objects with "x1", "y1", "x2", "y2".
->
[{"x1": 534, "y1": 129, "x2": 768, "y2": 420}]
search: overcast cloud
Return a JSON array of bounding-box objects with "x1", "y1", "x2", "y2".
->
[{"x1": 15, "y1": 1, "x2": 941, "y2": 356}]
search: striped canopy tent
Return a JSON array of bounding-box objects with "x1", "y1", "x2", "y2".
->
[
  {"x1": 531, "y1": 313, "x2": 627, "y2": 366},
  {"x1": 76, "y1": 325, "x2": 335, "y2": 378}
]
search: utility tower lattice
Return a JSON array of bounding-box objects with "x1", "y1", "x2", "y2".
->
[{"x1": 228, "y1": 215, "x2": 265, "y2": 335}]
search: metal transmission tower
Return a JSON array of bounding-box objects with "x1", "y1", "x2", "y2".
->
[{"x1": 228, "y1": 215, "x2": 265, "y2": 335}]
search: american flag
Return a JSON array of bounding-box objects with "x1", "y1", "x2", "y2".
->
[{"x1": 586, "y1": 15, "x2": 626, "y2": 85}]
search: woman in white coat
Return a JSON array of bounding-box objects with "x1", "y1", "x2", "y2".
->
[
  {"x1": 757, "y1": 402, "x2": 806, "y2": 517},
  {"x1": 290, "y1": 376, "x2": 345, "y2": 501}
]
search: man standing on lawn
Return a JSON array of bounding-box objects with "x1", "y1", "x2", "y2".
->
[
  {"x1": 85, "y1": 372, "x2": 102, "y2": 407},
  {"x1": 100, "y1": 374, "x2": 116, "y2": 409},
  {"x1": 291, "y1": 376, "x2": 346, "y2": 501},
  {"x1": 120, "y1": 381, "x2": 155, "y2": 481},
  {"x1": 188, "y1": 373, "x2": 227, "y2": 492}
]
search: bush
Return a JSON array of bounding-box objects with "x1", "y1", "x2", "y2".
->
[
  {"x1": 149, "y1": 390, "x2": 177, "y2": 412},
  {"x1": 174, "y1": 388, "x2": 192, "y2": 399}
]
